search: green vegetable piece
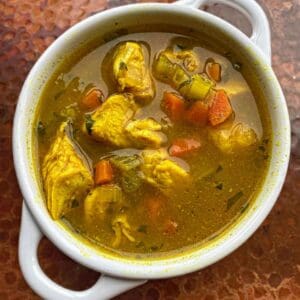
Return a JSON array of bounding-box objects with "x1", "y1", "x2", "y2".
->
[
  {"x1": 227, "y1": 191, "x2": 244, "y2": 210},
  {"x1": 179, "y1": 74, "x2": 213, "y2": 100},
  {"x1": 110, "y1": 155, "x2": 142, "y2": 193}
]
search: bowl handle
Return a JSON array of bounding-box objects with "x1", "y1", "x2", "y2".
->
[
  {"x1": 175, "y1": 0, "x2": 271, "y2": 63},
  {"x1": 19, "y1": 202, "x2": 146, "y2": 299}
]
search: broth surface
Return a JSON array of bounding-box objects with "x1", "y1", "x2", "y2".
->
[{"x1": 36, "y1": 31, "x2": 271, "y2": 255}]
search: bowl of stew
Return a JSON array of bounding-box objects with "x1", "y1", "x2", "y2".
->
[{"x1": 14, "y1": 0, "x2": 290, "y2": 298}]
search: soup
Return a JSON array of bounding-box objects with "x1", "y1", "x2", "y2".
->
[{"x1": 35, "y1": 30, "x2": 271, "y2": 255}]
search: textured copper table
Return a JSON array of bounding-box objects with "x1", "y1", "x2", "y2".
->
[{"x1": 0, "y1": 0, "x2": 299, "y2": 299}]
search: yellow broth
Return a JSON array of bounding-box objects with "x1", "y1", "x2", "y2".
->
[{"x1": 36, "y1": 31, "x2": 271, "y2": 255}]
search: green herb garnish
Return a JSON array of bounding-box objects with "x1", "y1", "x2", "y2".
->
[
  {"x1": 119, "y1": 61, "x2": 128, "y2": 71},
  {"x1": 37, "y1": 121, "x2": 45, "y2": 136},
  {"x1": 137, "y1": 225, "x2": 148, "y2": 234},
  {"x1": 85, "y1": 115, "x2": 94, "y2": 135},
  {"x1": 240, "y1": 203, "x2": 249, "y2": 214},
  {"x1": 71, "y1": 199, "x2": 79, "y2": 208},
  {"x1": 216, "y1": 183, "x2": 223, "y2": 190},
  {"x1": 227, "y1": 191, "x2": 244, "y2": 210},
  {"x1": 216, "y1": 165, "x2": 223, "y2": 173}
]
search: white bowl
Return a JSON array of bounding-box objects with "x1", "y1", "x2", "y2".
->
[{"x1": 13, "y1": 0, "x2": 290, "y2": 299}]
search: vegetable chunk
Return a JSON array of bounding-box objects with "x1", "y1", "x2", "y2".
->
[
  {"x1": 208, "y1": 90, "x2": 232, "y2": 126},
  {"x1": 94, "y1": 160, "x2": 114, "y2": 185},
  {"x1": 169, "y1": 138, "x2": 201, "y2": 157},
  {"x1": 42, "y1": 121, "x2": 93, "y2": 220},
  {"x1": 209, "y1": 122, "x2": 258, "y2": 153},
  {"x1": 113, "y1": 42, "x2": 154, "y2": 103},
  {"x1": 141, "y1": 150, "x2": 190, "y2": 196},
  {"x1": 154, "y1": 51, "x2": 214, "y2": 100}
]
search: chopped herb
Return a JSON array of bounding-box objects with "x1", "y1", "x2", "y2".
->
[
  {"x1": 37, "y1": 121, "x2": 45, "y2": 135},
  {"x1": 119, "y1": 61, "x2": 128, "y2": 71},
  {"x1": 227, "y1": 191, "x2": 244, "y2": 210},
  {"x1": 135, "y1": 241, "x2": 145, "y2": 248},
  {"x1": 137, "y1": 225, "x2": 148, "y2": 234},
  {"x1": 216, "y1": 165, "x2": 223, "y2": 173},
  {"x1": 54, "y1": 90, "x2": 65, "y2": 100},
  {"x1": 71, "y1": 199, "x2": 79, "y2": 208},
  {"x1": 263, "y1": 138, "x2": 269, "y2": 144},
  {"x1": 240, "y1": 203, "x2": 249, "y2": 214},
  {"x1": 85, "y1": 115, "x2": 94, "y2": 135},
  {"x1": 215, "y1": 183, "x2": 223, "y2": 190},
  {"x1": 176, "y1": 44, "x2": 187, "y2": 50},
  {"x1": 233, "y1": 62, "x2": 242, "y2": 71},
  {"x1": 149, "y1": 243, "x2": 163, "y2": 252}
]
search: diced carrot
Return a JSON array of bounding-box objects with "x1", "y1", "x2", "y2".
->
[
  {"x1": 81, "y1": 88, "x2": 103, "y2": 111},
  {"x1": 94, "y1": 160, "x2": 113, "y2": 185},
  {"x1": 145, "y1": 196, "x2": 165, "y2": 221},
  {"x1": 206, "y1": 62, "x2": 222, "y2": 82},
  {"x1": 163, "y1": 219, "x2": 178, "y2": 235},
  {"x1": 169, "y1": 138, "x2": 201, "y2": 157},
  {"x1": 208, "y1": 90, "x2": 233, "y2": 126},
  {"x1": 162, "y1": 92, "x2": 185, "y2": 122},
  {"x1": 185, "y1": 101, "x2": 208, "y2": 126}
]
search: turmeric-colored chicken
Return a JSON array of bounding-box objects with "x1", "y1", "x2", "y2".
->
[
  {"x1": 42, "y1": 121, "x2": 93, "y2": 220},
  {"x1": 83, "y1": 94, "x2": 166, "y2": 148},
  {"x1": 112, "y1": 214, "x2": 135, "y2": 247},
  {"x1": 124, "y1": 118, "x2": 166, "y2": 149},
  {"x1": 113, "y1": 42, "x2": 154, "y2": 103},
  {"x1": 141, "y1": 149, "x2": 190, "y2": 196},
  {"x1": 84, "y1": 185, "x2": 124, "y2": 223},
  {"x1": 209, "y1": 122, "x2": 258, "y2": 153},
  {"x1": 83, "y1": 93, "x2": 138, "y2": 147}
]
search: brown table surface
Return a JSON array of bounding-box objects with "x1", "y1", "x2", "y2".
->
[{"x1": 1, "y1": 0, "x2": 299, "y2": 299}]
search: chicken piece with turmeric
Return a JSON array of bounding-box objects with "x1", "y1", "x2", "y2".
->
[
  {"x1": 141, "y1": 149, "x2": 190, "y2": 196},
  {"x1": 113, "y1": 42, "x2": 154, "y2": 104},
  {"x1": 83, "y1": 93, "x2": 138, "y2": 147},
  {"x1": 42, "y1": 121, "x2": 93, "y2": 220},
  {"x1": 83, "y1": 94, "x2": 166, "y2": 148},
  {"x1": 84, "y1": 185, "x2": 124, "y2": 223},
  {"x1": 209, "y1": 122, "x2": 258, "y2": 153}
]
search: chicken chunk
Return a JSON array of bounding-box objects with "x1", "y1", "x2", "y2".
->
[
  {"x1": 113, "y1": 42, "x2": 154, "y2": 103},
  {"x1": 83, "y1": 93, "x2": 138, "y2": 147},
  {"x1": 209, "y1": 122, "x2": 258, "y2": 153},
  {"x1": 84, "y1": 185, "x2": 124, "y2": 223},
  {"x1": 164, "y1": 49, "x2": 199, "y2": 72},
  {"x1": 124, "y1": 118, "x2": 166, "y2": 148},
  {"x1": 42, "y1": 121, "x2": 93, "y2": 220},
  {"x1": 112, "y1": 214, "x2": 135, "y2": 247},
  {"x1": 141, "y1": 150, "x2": 190, "y2": 196}
]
